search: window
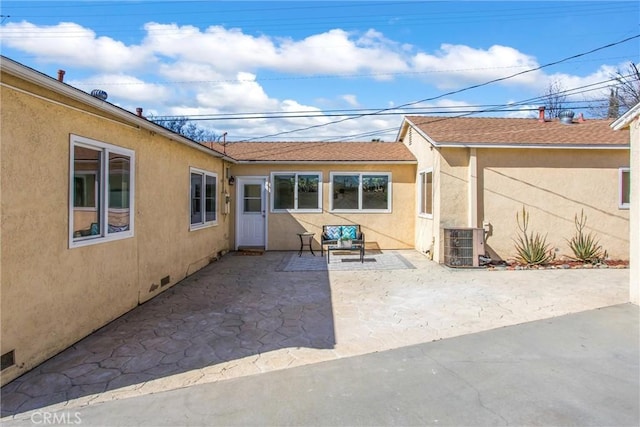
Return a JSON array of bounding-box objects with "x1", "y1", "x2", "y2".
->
[
  {"x1": 243, "y1": 184, "x2": 263, "y2": 213},
  {"x1": 330, "y1": 172, "x2": 391, "y2": 212},
  {"x1": 419, "y1": 169, "x2": 433, "y2": 217},
  {"x1": 69, "y1": 135, "x2": 134, "y2": 247},
  {"x1": 620, "y1": 167, "x2": 630, "y2": 209},
  {"x1": 271, "y1": 172, "x2": 322, "y2": 212},
  {"x1": 190, "y1": 168, "x2": 218, "y2": 229}
]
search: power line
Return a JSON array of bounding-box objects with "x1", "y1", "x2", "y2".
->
[
  {"x1": 3, "y1": 2, "x2": 634, "y2": 37},
  {"x1": 149, "y1": 71, "x2": 634, "y2": 144},
  {"x1": 152, "y1": 106, "x2": 537, "y2": 121},
  {"x1": 148, "y1": 77, "x2": 630, "y2": 146},
  {"x1": 65, "y1": 56, "x2": 632, "y2": 87},
  {"x1": 239, "y1": 34, "x2": 640, "y2": 141},
  {"x1": 149, "y1": 73, "x2": 631, "y2": 123}
]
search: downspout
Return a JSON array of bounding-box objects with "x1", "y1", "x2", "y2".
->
[{"x1": 468, "y1": 148, "x2": 478, "y2": 228}]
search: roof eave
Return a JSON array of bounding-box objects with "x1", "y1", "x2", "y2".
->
[
  {"x1": 233, "y1": 160, "x2": 418, "y2": 165},
  {"x1": 400, "y1": 117, "x2": 439, "y2": 147},
  {"x1": 611, "y1": 102, "x2": 640, "y2": 130},
  {"x1": 432, "y1": 142, "x2": 629, "y2": 150}
]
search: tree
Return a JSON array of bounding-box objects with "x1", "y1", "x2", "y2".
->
[
  {"x1": 589, "y1": 62, "x2": 640, "y2": 119},
  {"x1": 606, "y1": 88, "x2": 619, "y2": 119},
  {"x1": 148, "y1": 116, "x2": 220, "y2": 142},
  {"x1": 612, "y1": 62, "x2": 640, "y2": 113},
  {"x1": 542, "y1": 80, "x2": 567, "y2": 119}
]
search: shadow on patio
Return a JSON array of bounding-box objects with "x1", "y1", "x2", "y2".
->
[{"x1": 1, "y1": 251, "x2": 336, "y2": 417}]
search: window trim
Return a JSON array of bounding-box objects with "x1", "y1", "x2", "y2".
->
[
  {"x1": 329, "y1": 172, "x2": 392, "y2": 213},
  {"x1": 418, "y1": 168, "x2": 434, "y2": 218},
  {"x1": 190, "y1": 167, "x2": 218, "y2": 230},
  {"x1": 69, "y1": 134, "x2": 135, "y2": 248},
  {"x1": 270, "y1": 171, "x2": 323, "y2": 213},
  {"x1": 619, "y1": 167, "x2": 630, "y2": 209}
]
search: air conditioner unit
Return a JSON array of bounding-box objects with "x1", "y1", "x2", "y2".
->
[{"x1": 444, "y1": 228, "x2": 485, "y2": 267}]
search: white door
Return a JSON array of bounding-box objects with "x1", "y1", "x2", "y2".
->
[{"x1": 236, "y1": 177, "x2": 267, "y2": 248}]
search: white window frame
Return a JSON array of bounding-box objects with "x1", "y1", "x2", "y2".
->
[
  {"x1": 69, "y1": 135, "x2": 135, "y2": 248},
  {"x1": 190, "y1": 167, "x2": 218, "y2": 230},
  {"x1": 270, "y1": 172, "x2": 323, "y2": 213},
  {"x1": 418, "y1": 168, "x2": 434, "y2": 218},
  {"x1": 619, "y1": 167, "x2": 630, "y2": 209},
  {"x1": 330, "y1": 172, "x2": 392, "y2": 213}
]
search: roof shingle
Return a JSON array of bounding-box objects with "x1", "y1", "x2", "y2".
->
[
  {"x1": 405, "y1": 116, "x2": 629, "y2": 146},
  {"x1": 203, "y1": 141, "x2": 417, "y2": 162}
]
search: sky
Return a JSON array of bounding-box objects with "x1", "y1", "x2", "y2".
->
[{"x1": 1, "y1": 1, "x2": 638, "y2": 142}]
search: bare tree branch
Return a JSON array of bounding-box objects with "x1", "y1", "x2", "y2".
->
[
  {"x1": 587, "y1": 62, "x2": 640, "y2": 118},
  {"x1": 542, "y1": 80, "x2": 567, "y2": 119},
  {"x1": 615, "y1": 62, "x2": 640, "y2": 112},
  {"x1": 147, "y1": 115, "x2": 221, "y2": 142}
]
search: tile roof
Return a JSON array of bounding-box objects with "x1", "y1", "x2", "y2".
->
[
  {"x1": 404, "y1": 116, "x2": 629, "y2": 147},
  {"x1": 203, "y1": 141, "x2": 417, "y2": 162}
]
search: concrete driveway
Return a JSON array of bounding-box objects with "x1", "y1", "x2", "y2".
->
[{"x1": 0, "y1": 250, "x2": 632, "y2": 420}]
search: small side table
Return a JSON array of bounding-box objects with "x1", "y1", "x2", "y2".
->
[{"x1": 297, "y1": 232, "x2": 315, "y2": 256}]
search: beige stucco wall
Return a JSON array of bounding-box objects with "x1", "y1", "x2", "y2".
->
[
  {"x1": 629, "y1": 117, "x2": 639, "y2": 304},
  {"x1": 478, "y1": 148, "x2": 630, "y2": 261},
  {"x1": 1, "y1": 72, "x2": 231, "y2": 385},
  {"x1": 401, "y1": 123, "x2": 630, "y2": 265},
  {"x1": 401, "y1": 127, "x2": 472, "y2": 262},
  {"x1": 229, "y1": 163, "x2": 416, "y2": 251},
  {"x1": 401, "y1": 128, "x2": 438, "y2": 258},
  {"x1": 436, "y1": 148, "x2": 473, "y2": 262}
]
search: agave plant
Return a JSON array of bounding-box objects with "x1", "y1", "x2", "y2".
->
[
  {"x1": 513, "y1": 206, "x2": 554, "y2": 266},
  {"x1": 567, "y1": 210, "x2": 604, "y2": 263}
]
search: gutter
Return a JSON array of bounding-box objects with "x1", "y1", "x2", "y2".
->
[
  {"x1": 232, "y1": 160, "x2": 418, "y2": 165},
  {"x1": 0, "y1": 56, "x2": 236, "y2": 163},
  {"x1": 431, "y1": 142, "x2": 629, "y2": 150}
]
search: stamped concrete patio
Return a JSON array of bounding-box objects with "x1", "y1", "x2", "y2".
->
[{"x1": 0, "y1": 250, "x2": 631, "y2": 419}]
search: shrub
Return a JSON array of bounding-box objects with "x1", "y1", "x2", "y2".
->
[
  {"x1": 567, "y1": 210, "x2": 605, "y2": 263},
  {"x1": 513, "y1": 206, "x2": 554, "y2": 266}
]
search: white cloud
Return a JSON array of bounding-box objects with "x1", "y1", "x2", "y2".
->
[
  {"x1": 412, "y1": 44, "x2": 541, "y2": 89},
  {"x1": 140, "y1": 24, "x2": 411, "y2": 78},
  {"x1": 2, "y1": 18, "x2": 629, "y2": 140},
  {"x1": 0, "y1": 22, "x2": 154, "y2": 72},
  {"x1": 156, "y1": 61, "x2": 225, "y2": 85},
  {"x1": 276, "y1": 29, "x2": 409, "y2": 78},
  {"x1": 142, "y1": 23, "x2": 278, "y2": 75},
  {"x1": 505, "y1": 104, "x2": 539, "y2": 118},
  {"x1": 194, "y1": 71, "x2": 279, "y2": 112},
  {"x1": 68, "y1": 74, "x2": 171, "y2": 103},
  {"x1": 341, "y1": 94, "x2": 359, "y2": 107},
  {"x1": 541, "y1": 64, "x2": 623, "y2": 102}
]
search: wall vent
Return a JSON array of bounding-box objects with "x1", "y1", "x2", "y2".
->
[
  {"x1": 1, "y1": 350, "x2": 15, "y2": 371},
  {"x1": 444, "y1": 228, "x2": 485, "y2": 267},
  {"x1": 160, "y1": 275, "x2": 171, "y2": 287}
]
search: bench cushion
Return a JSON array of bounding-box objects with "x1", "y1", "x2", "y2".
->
[
  {"x1": 324, "y1": 225, "x2": 342, "y2": 240},
  {"x1": 341, "y1": 225, "x2": 358, "y2": 240}
]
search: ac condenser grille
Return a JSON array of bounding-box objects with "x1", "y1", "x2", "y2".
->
[{"x1": 444, "y1": 228, "x2": 485, "y2": 267}]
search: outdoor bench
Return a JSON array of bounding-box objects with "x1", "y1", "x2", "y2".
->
[{"x1": 321, "y1": 225, "x2": 365, "y2": 255}]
